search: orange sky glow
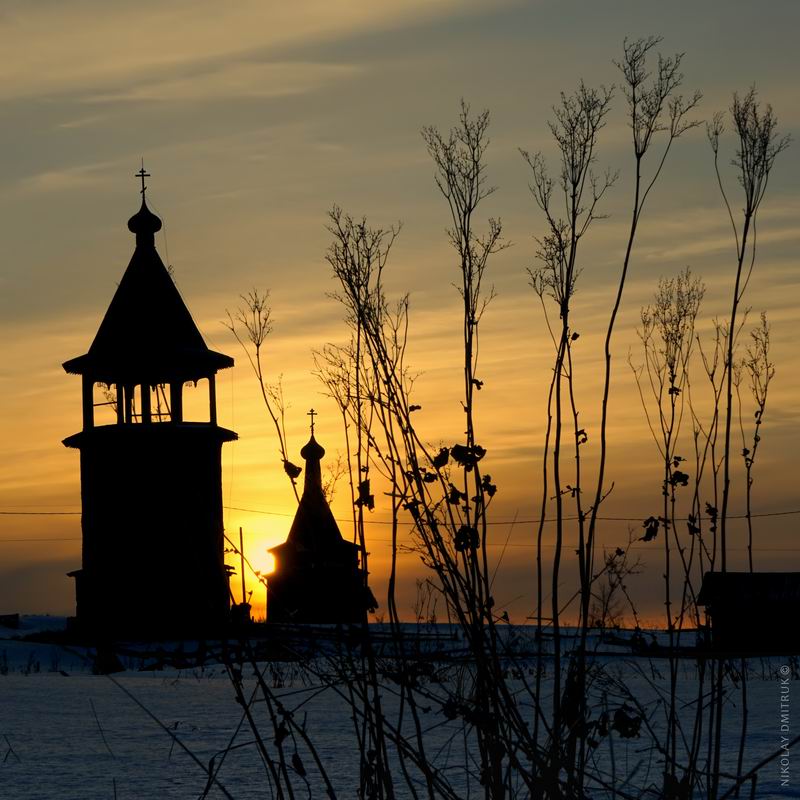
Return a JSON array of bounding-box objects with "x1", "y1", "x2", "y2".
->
[{"x1": 1, "y1": 1, "x2": 798, "y2": 624}]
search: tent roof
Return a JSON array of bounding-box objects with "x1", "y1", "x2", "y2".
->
[
  {"x1": 63, "y1": 199, "x2": 233, "y2": 384},
  {"x1": 270, "y1": 435, "x2": 359, "y2": 555}
]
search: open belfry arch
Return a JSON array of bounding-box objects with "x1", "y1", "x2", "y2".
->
[{"x1": 63, "y1": 169, "x2": 237, "y2": 637}]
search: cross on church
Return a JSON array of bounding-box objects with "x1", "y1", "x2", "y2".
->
[
  {"x1": 136, "y1": 163, "x2": 151, "y2": 197},
  {"x1": 307, "y1": 408, "x2": 317, "y2": 436}
]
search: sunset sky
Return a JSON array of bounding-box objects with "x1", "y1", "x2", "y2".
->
[{"x1": 1, "y1": 0, "x2": 798, "y2": 622}]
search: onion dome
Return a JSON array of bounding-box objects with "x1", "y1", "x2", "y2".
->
[
  {"x1": 127, "y1": 199, "x2": 162, "y2": 246},
  {"x1": 300, "y1": 435, "x2": 325, "y2": 462}
]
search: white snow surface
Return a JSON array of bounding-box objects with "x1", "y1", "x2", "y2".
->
[{"x1": 0, "y1": 618, "x2": 796, "y2": 798}]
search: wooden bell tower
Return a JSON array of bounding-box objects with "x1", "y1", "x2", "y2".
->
[{"x1": 63, "y1": 171, "x2": 237, "y2": 637}]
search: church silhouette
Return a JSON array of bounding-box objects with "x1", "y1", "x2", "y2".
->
[
  {"x1": 63, "y1": 172, "x2": 236, "y2": 637},
  {"x1": 268, "y1": 419, "x2": 378, "y2": 624},
  {"x1": 63, "y1": 172, "x2": 377, "y2": 638}
]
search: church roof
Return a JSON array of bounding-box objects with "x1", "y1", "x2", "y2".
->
[
  {"x1": 63, "y1": 197, "x2": 233, "y2": 384},
  {"x1": 271, "y1": 433, "x2": 358, "y2": 555}
]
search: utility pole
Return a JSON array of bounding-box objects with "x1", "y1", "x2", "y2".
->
[{"x1": 239, "y1": 526, "x2": 247, "y2": 606}]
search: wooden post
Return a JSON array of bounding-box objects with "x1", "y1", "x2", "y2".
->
[
  {"x1": 140, "y1": 384, "x2": 151, "y2": 424},
  {"x1": 116, "y1": 384, "x2": 124, "y2": 424},
  {"x1": 209, "y1": 374, "x2": 217, "y2": 425},
  {"x1": 170, "y1": 381, "x2": 183, "y2": 423},
  {"x1": 81, "y1": 374, "x2": 94, "y2": 430},
  {"x1": 124, "y1": 384, "x2": 133, "y2": 424},
  {"x1": 239, "y1": 526, "x2": 246, "y2": 606}
]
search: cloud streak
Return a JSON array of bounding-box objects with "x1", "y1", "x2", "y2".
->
[
  {"x1": 0, "y1": 1, "x2": 491, "y2": 100},
  {"x1": 20, "y1": 160, "x2": 118, "y2": 193},
  {"x1": 85, "y1": 61, "x2": 360, "y2": 104}
]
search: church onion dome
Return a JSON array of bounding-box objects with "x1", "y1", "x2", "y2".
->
[
  {"x1": 300, "y1": 435, "x2": 325, "y2": 463},
  {"x1": 127, "y1": 199, "x2": 163, "y2": 244}
]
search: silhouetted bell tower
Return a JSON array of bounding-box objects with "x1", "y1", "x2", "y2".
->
[{"x1": 63, "y1": 169, "x2": 237, "y2": 637}]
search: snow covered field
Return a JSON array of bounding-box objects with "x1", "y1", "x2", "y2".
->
[{"x1": 0, "y1": 618, "x2": 795, "y2": 798}]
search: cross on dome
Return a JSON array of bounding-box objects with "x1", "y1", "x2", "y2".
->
[{"x1": 136, "y1": 162, "x2": 151, "y2": 198}]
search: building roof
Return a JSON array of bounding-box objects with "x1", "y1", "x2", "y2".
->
[
  {"x1": 270, "y1": 434, "x2": 358, "y2": 555},
  {"x1": 697, "y1": 571, "x2": 800, "y2": 607},
  {"x1": 62, "y1": 198, "x2": 233, "y2": 384}
]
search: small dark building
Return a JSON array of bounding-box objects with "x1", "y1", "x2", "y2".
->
[
  {"x1": 267, "y1": 431, "x2": 377, "y2": 624},
  {"x1": 63, "y1": 179, "x2": 237, "y2": 638},
  {"x1": 697, "y1": 571, "x2": 800, "y2": 653}
]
